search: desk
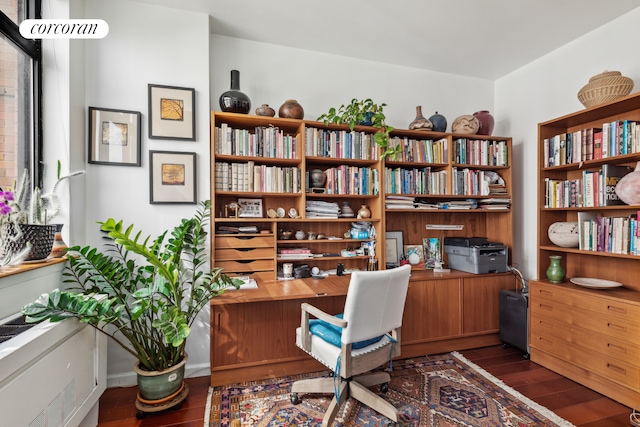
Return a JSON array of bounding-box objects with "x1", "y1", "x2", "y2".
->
[{"x1": 210, "y1": 270, "x2": 516, "y2": 386}]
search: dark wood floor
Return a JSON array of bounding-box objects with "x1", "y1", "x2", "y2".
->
[{"x1": 97, "y1": 345, "x2": 634, "y2": 427}]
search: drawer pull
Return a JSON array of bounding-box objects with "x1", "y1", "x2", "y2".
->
[
  {"x1": 538, "y1": 336, "x2": 553, "y2": 345},
  {"x1": 236, "y1": 260, "x2": 254, "y2": 264},
  {"x1": 607, "y1": 343, "x2": 627, "y2": 354},
  {"x1": 539, "y1": 290, "x2": 553, "y2": 297},
  {"x1": 538, "y1": 303, "x2": 553, "y2": 311},
  {"x1": 538, "y1": 320, "x2": 554, "y2": 328},
  {"x1": 217, "y1": 313, "x2": 222, "y2": 332},
  {"x1": 607, "y1": 363, "x2": 626, "y2": 375},
  {"x1": 607, "y1": 305, "x2": 627, "y2": 314},
  {"x1": 607, "y1": 323, "x2": 627, "y2": 332},
  {"x1": 237, "y1": 248, "x2": 255, "y2": 252}
]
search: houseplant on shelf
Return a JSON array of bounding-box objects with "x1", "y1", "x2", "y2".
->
[
  {"x1": 317, "y1": 98, "x2": 401, "y2": 159},
  {"x1": 0, "y1": 161, "x2": 84, "y2": 265},
  {"x1": 21, "y1": 200, "x2": 239, "y2": 405}
]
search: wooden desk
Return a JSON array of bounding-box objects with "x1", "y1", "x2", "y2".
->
[{"x1": 210, "y1": 270, "x2": 516, "y2": 386}]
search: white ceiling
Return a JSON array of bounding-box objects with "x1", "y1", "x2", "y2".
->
[{"x1": 129, "y1": 0, "x2": 640, "y2": 80}]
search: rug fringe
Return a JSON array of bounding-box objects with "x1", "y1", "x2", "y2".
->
[
  {"x1": 451, "y1": 351, "x2": 576, "y2": 427},
  {"x1": 204, "y1": 387, "x2": 214, "y2": 427}
]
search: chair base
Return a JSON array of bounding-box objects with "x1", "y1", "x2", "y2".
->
[{"x1": 291, "y1": 371, "x2": 398, "y2": 427}]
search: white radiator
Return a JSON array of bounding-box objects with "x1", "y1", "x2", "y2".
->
[{"x1": 0, "y1": 261, "x2": 107, "y2": 427}]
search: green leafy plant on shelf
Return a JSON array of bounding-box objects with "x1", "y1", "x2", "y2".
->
[
  {"x1": 317, "y1": 98, "x2": 401, "y2": 159},
  {"x1": 22, "y1": 200, "x2": 240, "y2": 372}
]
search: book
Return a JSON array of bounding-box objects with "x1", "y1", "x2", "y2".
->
[
  {"x1": 423, "y1": 237, "x2": 442, "y2": 268},
  {"x1": 601, "y1": 164, "x2": 632, "y2": 206}
]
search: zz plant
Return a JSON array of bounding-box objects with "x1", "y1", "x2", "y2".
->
[{"x1": 22, "y1": 200, "x2": 239, "y2": 371}]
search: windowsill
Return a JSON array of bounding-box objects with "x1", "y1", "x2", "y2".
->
[{"x1": 0, "y1": 257, "x2": 67, "y2": 280}]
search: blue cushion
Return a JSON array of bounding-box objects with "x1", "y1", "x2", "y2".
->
[{"x1": 309, "y1": 313, "x2": 384, "y2": 349}]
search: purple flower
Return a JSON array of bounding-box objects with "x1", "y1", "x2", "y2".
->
[
  {"x1": 0, "y1": 203, "x2": 11, "y2": 216},
  {"x1": 0, "y1": 190, "x2": 14, "y2": 203}
]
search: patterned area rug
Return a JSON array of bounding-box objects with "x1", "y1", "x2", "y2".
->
[{"x1": 206, "y1": 352, "x2": 575, "y2": 426}]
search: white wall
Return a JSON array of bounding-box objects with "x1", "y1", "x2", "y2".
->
[{"x1": 495, "y1": 8, "x2": 640, "y2": 283}]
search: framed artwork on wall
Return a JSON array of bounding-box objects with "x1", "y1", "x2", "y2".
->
[
  {"x1": 149, "y1": 150, "x2": 197, "y2": 204},
  {"x1": 148, "y1": 84, "x2": 196, "y2": 140},
  {"x1": 88, "y1": 107, "x2": 141, "y2": 166}
]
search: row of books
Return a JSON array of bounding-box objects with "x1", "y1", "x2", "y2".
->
[
  {"x1": 543, "y1": 120, "x2": 640, "y2": 167},
  {"x1": 387, "y1": 137, "x2": 448, "y2": 163},
  {"x1": 544, "y1": 163, "x2": 631, "y2": 208},
  {"x1": 214, "y1": 161, "x2": 301, "y2": 193},
  {"x1": 384, "y1": 167, "x2": 447, "y2": 195},
  {"x1": 214, "y1": 124, "x2": 298, "y2": 159},
  {"x1": 452, "y1": 138, "x2": 509, "y2": 166},
  {"x1": 322, "y1": 166, "x2": 379, "y2": 196},
  {"x1": 578, "y1": 211, "x2": 640, "y2": 255},
  {"x1": 452, "y1": 167, "x2": 490, "y2": 196},
  {"x1": 304, "y1": 128, "x2": 378, "y2": 160}
]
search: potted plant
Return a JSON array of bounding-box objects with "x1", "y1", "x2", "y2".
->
[
  {"x1": 0, "y1": 162, "x2": 84, "y2": 265},
  {"x1": 317, "y1": 98, "x2": 401, "y2": 159},
  {"x1": 21, "y1": 200, "x2": 239, "y2": 404}
]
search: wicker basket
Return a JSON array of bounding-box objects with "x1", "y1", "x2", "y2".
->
[{"x1": 577, "y1": 70, "x2": 634, "y2": 108}]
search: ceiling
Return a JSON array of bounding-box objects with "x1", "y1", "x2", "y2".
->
[{"x1": 128, "y1": 0, "x2": 640, "y2": 80}]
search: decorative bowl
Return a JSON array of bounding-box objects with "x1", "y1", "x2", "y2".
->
[
  {"x1": 548, "y1": 222, "x2": 579, "y2": 248},
  {"x1": 577, "y1": 70, "x2": 634, "y2": 108}
]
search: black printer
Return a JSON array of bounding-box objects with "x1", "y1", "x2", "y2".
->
[{"x1": 444, "y1": 237, "x2": 508, "y2": 274}]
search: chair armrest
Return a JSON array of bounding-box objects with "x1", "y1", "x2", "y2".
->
[
  {"x1": 301, "y1": 303, "x2": 348, "y2": 327},
  {"x1": 299, "y1": 302, "x2": 348, "y2": 351}
]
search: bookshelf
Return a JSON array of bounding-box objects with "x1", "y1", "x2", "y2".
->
[{"x1": 530, "y1": 92, "x2": 640, "y2": 407}]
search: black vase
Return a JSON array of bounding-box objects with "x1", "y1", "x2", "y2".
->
[{"x1": 219, "y1": 70, "x2": 251, "y2": 114}]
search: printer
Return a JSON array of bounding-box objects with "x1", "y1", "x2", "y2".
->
[{"x1": 444, "y1": 237, "x2": 508, "y2": 274}]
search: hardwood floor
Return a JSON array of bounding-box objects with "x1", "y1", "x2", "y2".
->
[{"x1": 97, "y1": 345, "x2": 634, "y2": 426}]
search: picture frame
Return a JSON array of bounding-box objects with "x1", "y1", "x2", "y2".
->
[
  {"x1": 148, "y1": 84, "x2": 196, "y2": 140},
  {"x1": 88, "y1": 107, "x2": 141, "y2": 166},
  {"x1": 404, "y1": 244, "x2": 425, "y2": 270},
  {"x1": 149, "y1": 150, "x2": 197, "y2": 204},
  {"x1": 238, "y1": 198, "x2": 263, "y2": 218},
  {"x1": 423, "y1": 237, "x2": 442, "y2": 268},
  {"x1": 385, "y1": 231, "x2": 404, "y2": 268}
]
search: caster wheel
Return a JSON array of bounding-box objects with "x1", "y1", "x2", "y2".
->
[
  {"x1": 136, "y1": 410, "x2": 146, "y2": 419},
  {"x1": 523, "y1": 353, "x2": 530, "y2": 360},
  {"x1": 380, "y1": 383, "x2": 389, "y2": 393},
  {"x1": 501, "y1": 342, "x2": 509, "y2": 349},
  {"x1": 291, "y1": 393, "x2": 301, "y2": 405}
]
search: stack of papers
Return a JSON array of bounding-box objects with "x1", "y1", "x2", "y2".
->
[{"x1": 306, "y1": 200, "x2": 340, "y2": 218}]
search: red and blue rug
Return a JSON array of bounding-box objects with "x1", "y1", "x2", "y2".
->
[{"x1": 206, "y1": 352, "x2": 575, "y2": 426}]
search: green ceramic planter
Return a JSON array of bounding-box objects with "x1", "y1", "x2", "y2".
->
[{"x1": 134, "y1": 354, "x2": 187, "y2": 401}]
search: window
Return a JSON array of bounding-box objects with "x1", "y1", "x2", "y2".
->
[{"x1": 0, "y1": 0, "x2": 42, "y2": 191}]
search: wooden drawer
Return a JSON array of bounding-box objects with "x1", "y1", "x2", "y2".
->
[
  {"x1": 532, "y1": 282, "x2": 640, "y2": 323},
  {"x1": 530, "y1": 327, "x2": 640, "y2": 390},
  {"x1": 530, "y1": 311, "x2": 640, "y2": 364},
  {"x1": 216, "y1": 259, "x2": 274, "y2": 273},
  {"x1": 215, "y1": 247, "x2": 274, "y2": 261},
  {"x1": 531, "y1": 298, "x2": 640, "y2": 345},
  {"x1": 215, "y1": 235, "x2": 274, "y2": 249}
]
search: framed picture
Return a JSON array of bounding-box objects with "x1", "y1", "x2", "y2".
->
[
  {"x1": 148, "y1": 84, "x2": 196, "y2": 140},
  {"x1": 385, "y1": 231, "x2": 404, "y2": 268},
  {"x1": 404, "y1": 244, "x2": 425, "y2": 270},
  {"x1": 238, "y1": 198, "x2": 263, "y2": 218},
  {"x1": 423, "y1": 237, "x2": 442, "y2": 268},
  {"x1": 88, "y1": 107, "x2": 141, "y2": 166},
  {"x1": 149, "y1": 150, "x2": 197, "y2": 204}
]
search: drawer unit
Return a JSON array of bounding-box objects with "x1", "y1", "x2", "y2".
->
[
  {"x1": 529, "y1": 280, "x2": 640, "y2": 406},
  {"x1": 214, "y1": 234, "x2": 276, "y2": 276}
]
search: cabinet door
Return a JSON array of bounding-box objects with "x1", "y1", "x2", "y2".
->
[
  {"x1": 462, "y1": 275, "x2": 515, "y2": 334},
  {"x1": 402, "y1": 279, "x2": 461, "y2": 342},
  {"x1": 211, "y1": 296, "x2": 345, "y2": 369}
]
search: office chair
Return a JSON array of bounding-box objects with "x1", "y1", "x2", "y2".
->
[{"x1": 291, "y1": 264, "x2": 411, "y2": 426}]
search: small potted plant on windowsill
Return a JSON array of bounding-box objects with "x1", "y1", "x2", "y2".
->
[
  {"x1": 0, "y1": 161, "x2": 84, "y2": 265},
  {"x1": 21, "y1": 200, "x2": 240, "y2": 410},
  {"x1": 317, "y1": 98, "x2": 401, "y2": 159}
]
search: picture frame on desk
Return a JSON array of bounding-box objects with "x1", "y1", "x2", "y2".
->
[
  {"x1": 238, "y1": 198, "x2": 263, "y2": 218},
  {"x1": 149, "y1": 150, "x2": 197, "y2": 204},
  {"x1": 88, "y1": 107, "x2": 141, "y2": 166},
  {"x1": 385, "y1": 231, "x2": 404, "y2": 268}
]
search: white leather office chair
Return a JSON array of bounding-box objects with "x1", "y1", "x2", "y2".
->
[{"x1": 291, "y1": 264, "x2": 411, "y2": 426}]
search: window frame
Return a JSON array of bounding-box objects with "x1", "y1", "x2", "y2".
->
[{"x1": 0, "y1": 0, "x2": 43, "y2": 188}]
